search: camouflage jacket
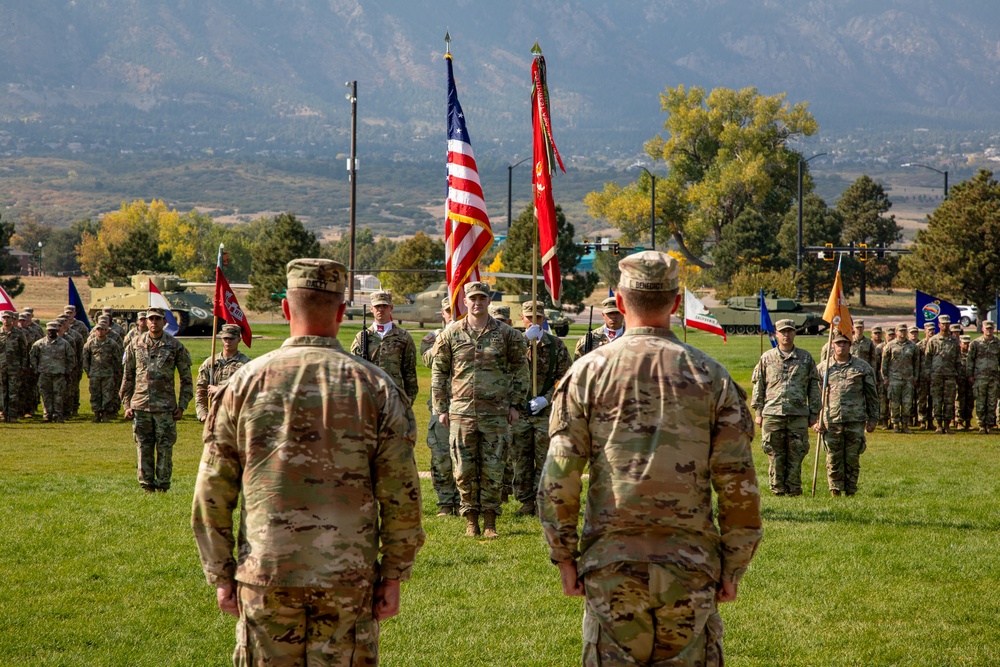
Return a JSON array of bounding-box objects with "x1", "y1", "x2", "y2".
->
[
  {"x1": 192, "y1": 335, "x2": 424, "y2": 588},
  {"x1": 851, "y1": 336, "x2": 878, "y2": 372},
  {"x1": 873, "y1": 341, "x2": 886, "y2": 382},
  {"x1": 121, "y1": 331, "x2": 193, "y2": 413},
  {"x1": 123, "y1": 327, "x2": 146, "y2": 351},
  {"x1": 420, "y1": 328, "x2": 448, "y2": 413},
  {"x1": 573, "y1": 326, "x2": 623, "y2": 360},
  {"x1": 751, "y1": 346, "x2": 822, "y2": 420},
  {"x1": 538, "y1": 326, "x2": 762, "y2": 584},
  {"x1": 195, "y1": 351, "x2": 252, "y2": 420},
  {"x1": 818, "y1": 356, "x2": 880, "y2": 424},
  {"x1": 82, "y1": 337, "x2": 123, "y2": 379},
  {"x1": 30, "y1": 336, "x2": 75, "y2": 375},
  {"x1": 62, "y1": 329, "x2": 84, "y2": 372},
  {"x1": 967, "y1": 336, "x2": 1000, "y2": 378},
  {"x1": 0, "y1": 326, "x2": 28, "y2": 371},
  {"x1": 881, "y1": 339, "x2": 919, "y2": 382},
  {"x1": 524, "y1": 331, "x2": 571, "y2": 409},
  {"x1": 21, "y1": 323, "x2": 44, "y2": 348},
  {"x1": 431, "y1": 317, "x2": 529, "y2": 417},
  {"x1": 926, "y1": 334, "x2": 963, "y2": 377},
  {"x1": 69, "y1": 319, "x2": 89, "y2": 341},
  {"x1": 350, "y1": 324, "x2": 419, "y2": 406},
  {"x1": 916, "y1": 337, "x2": 934, "y2": 380}
]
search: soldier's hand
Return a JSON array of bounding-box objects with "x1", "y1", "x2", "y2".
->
[
  {"x1": 216, "y1": 582, "x2": 239, "y2": 618},
  {"x1": 557, "y1": 561, "x2": 584, "y2": 597},
  {"x1": 717, "y1": 580, "x2": 738, "y2": 603},
  {"x1": 374, "y1": 578, "x2": 401, "y2": 621},
  {"x1": 439, "y1": 413, "x2": 450, "y2": 428},
  {"x1": 124, "y1": 408, "x2": 134, "y2": 420},
  {"x1": 754, "y1": 414, "x2": 763, "y2": 427},
  {"x1": 812, "y1": 422, "x2": 827, "y2": 434},
  {"x1": 865, "y1": 420, "x2": 877, "y2": 433},
  {"x1": 508, "y1": 406, "x2": 520, "y2": 425},
  {"x1": 173, "y1": 407, "x2": 183, "y2": 420}
]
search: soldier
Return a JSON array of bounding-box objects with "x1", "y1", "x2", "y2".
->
[
  {"x1": 538, "y1": 251, "x2": 761, "y2": 665},
  {"x1": 92, "y1": 315, "x2": 123, "y2": 345},
  {"x1": 907, "y1": 326, "x2": 921, "y2": 426},
  {"x1": 192, "y1": 258, "x2": 424, "y2": 664},
  {"x1": 30, "y1": 322, "x2": 75, "y2": 422},
  {"x1": 121, "y1": 306, "x2": 193, "y2": 493},
  {"x1": 0, "y1": 310, "x2": 28, "y2": 422},
  {"x1": 55, "y1": 313, "x2": 85, "y2": 417},
  {"x1": 419, "y1": 297, "x2": 460, "y2": 516},
  {"x1": 17, "y1": 313, "x2": 40, "y2": 417},
  {"x1": 968, "y1": 320, "x2": 1000, "y2": 434},
  {"x1": 511, "y1": 300, "x2": 570, "y2": 516},
  {"x1": 926, "y1": 316, "x2": 963, "y2": 434},
  {"x1": 915, "y1": 322, "x2": 937, "y2": 429},
  {"x1": 956, "y1": 333, "x2": 973, "y2": 430},
  {"x1": 574, "y1": 296, "x2": 624, "y2": 360},
  {"x1": 195, "y1": 324, "x2": 251, "y2": 422},
  {"x1": 487, "y1": 303, "x2": 516, "y2": 503},
  {"x1": 751, "y1": 319, "x2": 822, "y2": 496},
  {"x1": 122, "y1": 311, "x2": 148, "y2": 351},
  {"x1": 431, "y1": 281, "x2": 528, "y2": 538},
  {"x1": 63, "y1": 305, "x2": 89, "y2": 340},
  {"x1": 815, "y1": 332, "x2": 879, "y2": 496},
  {"x1": 871, "y1": 326, "x2": 889, "y2": 429},
  {"x1": 881, "y1": 323, "x2": 919, "y2": 433},
  {"x1": 101, "y1": 306, "x2": 127, "y2": 339},
  {"x1": 350, "y1": 290, "x2": 418, "y2": 406},
  {"x1": 488, "y1": 303, "x2": 512, "y2": 325},
  {"x1": 82, "y1": 322, "x2": 124, "y2": 422}
]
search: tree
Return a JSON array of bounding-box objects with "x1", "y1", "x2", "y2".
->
[
  {"x1": 159, "y1": 210, "x2": 216, "y2": 281},
  {"x1": 901, "y1": 169, "x2": 1000, "y2": 321},
  {"x1": 47, "y1": 219, "x2": 98, "y2": 275},
  {"x1": 380, "y1": 232, "x2": 445, "y2": 296},
  {"x1": 836, "y1": 175, "x2": 902, "y2": 306},
  {"x1": 586, "y1": 85, "x2": 817, "y2": 268},
  {"x1": 778, "y1": 193, "x2": 844, "y2": 302},
  {"x1": 0, "y1": 216, "x2": 24, "y2": 298},
  {"x1": 711, "y1": 209, "x2": 786, "y2": 283},
  {"x1": 325, "y1": 228, "x2": 398, "y2": 276},
  {"x1": 78, "y1": 200, "x2": 178, "y2": 286},
  {"x1": 9, "y1": 212, "x2": 51, "y2": 256},
  {"x1": 247, "y1": 213, "x2": 321, "y2": 313},
  {"x1": 592, "y1": 250, "x2": 621, "y2": 288},
  {"x1": 715, "y1": 266, "x2": 798, "y2": 300}
]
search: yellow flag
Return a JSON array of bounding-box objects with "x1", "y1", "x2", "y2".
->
[{"x1": 823, "y1": 271, "x2": 852, "y2": 336}]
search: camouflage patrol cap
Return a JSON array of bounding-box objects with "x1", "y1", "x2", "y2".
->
[
  {"x1": 18, "y1": 313, "x2": 27, "y2": 320},
  {"x1": 464, "y1": 281, "x2": 490, "y2": 298},
  {"x1": 924, "y1": 322, "x2": 936, "y2": 330},
  {"x1": 286, "y1": 258, "x2": 347, "y2": 293},
  {"x1": 909, "y1": 326, "x2": 919, "y2": 333},
  {"x1": 832, "y1": 332, "x2": 851, "y2": 343},
  {"x1": 97, "y1": 315, "x2": 110, "y2": 323},
  {"x1": 895, "y1": 323, "x2": 908, "y2": 332},
  {"x1": 949, "y1": 323, "x2": 962, "y2": 333},
  {"x1": 870, "y1": 325, "x2": 883, "y2": 333},
  {"x1": 617, "y1": 251, "x2": 679, "y2": 292},
  {"x1": 601, "y1": 296, "x2": 621, "y2": 314},
  {"x1": 370, "y1": 290, "x2": 393, "y2": 306},
  {"x1": 220, "y1": 324, "x2": 242, "y2": 338},
  {"x1": 146, "y1": 307, "x2": 166, "y2": 318},
  {"x1": 775, "y1": 318, "x2": 797, "y2": 331},
  {"x1": 985, "y1": 320, "x2": 996, "y2": 329},
  {"x1": 63, "y1": 305, "x2": 76, "y2": 314},
  {"x1": 0, "y1": 310, "x2": 14, "y2": 319},
  {"x1": 961, "y1": 335, "x2": 972, "y2": 343},
  {"x1": 55, "y1": 315, "x2": 68, "y2": 323},
  {"x1": 101, "y1": 306, "x2": 114, "y2": 313},
  {"x1": 854, "y1": 319, "x2": 865, "y2": 328},
  {"x1": 938, "y1": 314, "x2": 951, "y2": 324},
  {"x1": 45, "y1": 321, "x2": 59, "y2": 331},
  {"x1": 521, "y1": 300, "x2": 545, "y2": 317},
  {"x1": 440, "y1": 297, "x2": 452, "y2": 311},
  {"x1": 137, "y1": 311, "x2": 147, "y2": 319},
  {"x1": 23, "y1": 307, "x2": 33, "y2": 314},
  {"x1": 95, "y1": 321, "x2": 108, "y2": 330},
  {"x1": 488, "y1": 304, "x2": 510, "y2": 320}
]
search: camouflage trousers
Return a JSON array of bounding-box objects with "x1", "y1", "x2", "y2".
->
[
  {"x1": 822, "y1": 422, "x2": 866, "y2": 495},
  {"x1": 931, "y1": 376, "x2": 958, "y2": 422},
  {"x1": 0, "y1": 366, "x2": 21, "y2": 420},
  {"x1": 974, "y1": 376, "x2": 999, "y2": 427},
  {"x1": 582, "y1": 561, "x2": 723, "y2": 667},
  {"x1": 37, "y1": 373, "x2": 66, "y2": 421},
  {"x1": 235, "y1": 582, "x2": 378, "y2": 667},
  {"x1": 956, "y1": 378, "x2": 973, "y2": 425},
  {"x1": 20, "y1": 367, "x2": 38, "y2": 416},
  {"x1": 427, "y1": 413, "x2": 459, "y2": 509},
  {"x1": 134, "y1": 411, "x2": 177, "y2": 490},
  {"x1": 887, "y1": 380, "x2": 914, "y2": 425},
  {"x1": 760, "y1": 415, "x2": 810, "y2": 496},
  {"x1": 68, "y1": 369, "x2": 82, "y2": 415},
  {"x1": 878, "y1": 382, "x2": 889, "y2": 422},
  {"x1": 916, "y1": 378, "x2": 932, "y2": 424},
  {"x1": 511, "y1": 411, "x2": 549, "y2": 505},
  {"x1": 88, "y1": 375, "x2": 119, "y2": 415},
  {"x1": 449, "y1": 414, "x2": 510, "y2": 516}
]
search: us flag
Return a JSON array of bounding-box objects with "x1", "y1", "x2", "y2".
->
[{"x1": 444, "y1": 48, "x2": 493, "y2": 318}]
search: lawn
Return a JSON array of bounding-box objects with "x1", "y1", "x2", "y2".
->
[{"x1": 1, "y1": 325, "x2": 998, "y2": 666}]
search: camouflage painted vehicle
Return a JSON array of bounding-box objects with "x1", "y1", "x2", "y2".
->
[
  {"x1": 88, "y1": 272, "x2": 216, "y2": 335},
  {"x1": 344, "y1": 282, "x2": 448, "y2": 327},
  {"x1": 500, "y1": 293, "x2": 571, "y2": 337},
  {"x1": 711, "y1": 295, "x2": 828, "y2": 335}
]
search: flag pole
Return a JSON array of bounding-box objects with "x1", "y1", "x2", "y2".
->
[
  {"x1": 812, "y1": 255, "x2": 843, "y2": 496},
  {"x1": 682, "y1": 288, "x2": 688, "y2": 343},
  {"x1": 759, "y1": 290, "x2": 764, "y2": 357},
  {"x1": 209, "y1": 243, "x2": 223, "y2": 387}
]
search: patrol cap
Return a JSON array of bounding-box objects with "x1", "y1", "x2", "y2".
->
[
  {"x1": 832, "y1": 332, "x2": 851, "y2": 343},
  {"x1": 488, "y1": 304, "x2": 510, "y2": 320},
  {"x1": 601, "y1": 296, "x2": 621, "y2": 314},
  {"x1": 909, "y1": 326, "x2": 919, "y2": 333},
  {"x1": 984, "y1": 320, "x2": 996, "y2": 329},
  {"x1": 137, "y1": 311, "x2": 147, "y2": 319},
  {"x1": 463, "y1": 281, "x2": 490, "y2": 298},
  {"x1": 521, "y1": 300, "x2": 545, "y2": 318},
  {"x1": 854, "y1": 319, "x2": 865, "y2": 328},
  {"x1": 0, "y1": 310, "x2": 14, "y2": 319},
  {"x1": 775, "y1": 319, "x2": 797, "y2": 332},
  {"x1": 960, "y1": 335, "x2": 972, "y2": 343},
  {"x1": 949, "y1": 324, "x2": 961, "y2": 333},
  {"x1": 924, "y1": 322, "x2": 936, "y2": 330},
  {"x1": 938, "y1": 314, "x2": 951, "y2": 324},
  {"x1": 97, "y1": 315, "x2": 110, "y2": 323},
  {"x1": 870, "y1": 325, "x2": 883, "y2": 333},
  {"x1": 440, "y1": 297, "x2": 452, "y2": 311},
  {"x1": 370, "y1": 290, "x2": 392, "y2": 306},
  {"x1": 23, "y1": 307, "x2": 33, "y2": 314},
  {"x1": 146, "y1": 307, "x2": 166, "y2": 318},
  {"x1": 895, "y1": 323, "x2": 908, "y2": 332},
  {"x1": 55, "y1": 315, "x2": 68, "y2": 323},
  {"x1": 101, "y1": 307, "x2": 114, "y2": 314},
  {"x1": 617, "y1": 251, "x2": 679, "y2": 292},
  {"x1": 18, "y1": 313, "x2": 27, "y2": 321},
  {"x1": 220, "y1": 324, "x2": 242, "y2": 338},
  {"x1": 46, "y1": 321, "x2": 59, "y2": 331},
  {"x1": 95, "y1": 322, "x2": 108, "y2": 330},
  {"x1": 285, "y1": 258, "x2": 347, "y2": 293},
  {"x1": 63, "y1": 305, "x2": 76, "y2": 314}
]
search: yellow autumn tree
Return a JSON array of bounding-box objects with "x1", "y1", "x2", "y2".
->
[{"x1": 78, "y1": 200, "x2": 177, "y2": 286}]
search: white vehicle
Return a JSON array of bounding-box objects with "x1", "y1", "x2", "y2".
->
[{"x1": 958, "y1": 304, "x2": 978, "y2": 327}]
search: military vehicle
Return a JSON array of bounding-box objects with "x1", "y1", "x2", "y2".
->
[
  {"x1": 88, "y1": 272, "x2": 216, "y2": 334},
  {"x1": 498, "y1": 293, "x2": 571, "y2": 337},
  {"x1": 345, "y1": 282, "x2": 449, "y2": 327},
  {"x1": 711, "y1": 295, "x2": 828, "y2": 335}
]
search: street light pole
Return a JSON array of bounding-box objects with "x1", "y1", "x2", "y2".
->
[
  {"x1": 507, "y1": 156, "x2": 530, "y2": 232},
  {"x1": 797, "y1": 152, "x2": 827, "y2": 299},
  {"x1": 639, "y1": 167, "x2": 657, "y2": 250},
  {"x1": 346, "y1": 80, "x2": 358, "y2": 304},
  {"x1": 902, "y1": 163, "x2": 949, "y2": 200},
  {"x1": 37, "y1": 241, "x2": 43, "y2": 276}
]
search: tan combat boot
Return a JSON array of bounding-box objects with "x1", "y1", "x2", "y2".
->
[
  {"x1": 482, "y1": 511, "x2": 498, "y2": 539},
  {"x1": 464, "y1": 512, "x2": 481, "y2": 537},
  {"x1": 935, "y1": 421, "x2": 945, "y2": 434}
]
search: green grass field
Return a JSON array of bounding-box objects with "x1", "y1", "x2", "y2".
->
[{"x1": 2, "y1": 324, "x2": 999, "y2": 666}]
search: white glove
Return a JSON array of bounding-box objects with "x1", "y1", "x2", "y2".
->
[
  {"x1": 528, "y1": 396, "x2": 549, "y2": 415},
  {"x1": 525, "y1": 324, "x2": 543, "y2": 341}
]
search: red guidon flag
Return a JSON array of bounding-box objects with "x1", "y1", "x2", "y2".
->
[
  {"x1": 214, "y1": 266, "x2": 252, "y2": 347},
  {"x1": 684, "y1": 288, "x2": 727, "y2": 342},
  {"x1": 531, "y1": 46, "x2": 566, "y2": 308}
]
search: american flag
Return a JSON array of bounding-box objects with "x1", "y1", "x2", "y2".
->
[{"x1": 444, "y1": 51, "x2": 493, "y2": 318}]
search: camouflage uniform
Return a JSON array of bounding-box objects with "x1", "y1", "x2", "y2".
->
[
  {"x1": 195, "y1": 350, "x2": 251, "y2": 421},
  {"x1": 65, "y1": 310, "x2": 89, "y2": 416},
  {"x1": 82, "y1": 332, "x2": 124, "y2": 420},
  {"x1": 30, "y1": 325, "x2": 75, "y2": 422},
  {"x1": 956, "y1": 336, "x2": 973, "y2": 429},
  {"x1": 539, "y1": 251, "x2": 761, "y2": 667},
  {"x1": 0, "y1": 315, "x2": 28, "y2": 421},
  {"x1": 420, "y1": 318, "x2": 459, "y2": 513},
  {"x1": 915, "y1": 325, "x2": 936, "y2": 427},
  {"x1": 926, "y1": 323, "x2": 963, "y2": 430},
  {"x1": 350, "y1": 326, "x2": 418, "y2": 406},
  {"x1": 121, "y1": 324, "x2": 193, "y2": 491},
  {"x1": 192, "y1": 258, "x2": 424, "y2": 665},
  {"x1": 967, "y1": 326, "x2": 1000, "y2": 432},
  {"x1": 819, "y1": 350, "x2": 879, "y2": 495},
  {"x1": 18, "y1": 314, "x2": 43, "y2": 417},
  {"x1": 881, "y1": 327, "x2": 919, "y2": 430},
  {"x1": 58, "y1": 323, "x2": 84, "y2": 418},
  {"x1": 751, "y1": 330, "x2": 822, "y2": 496}
]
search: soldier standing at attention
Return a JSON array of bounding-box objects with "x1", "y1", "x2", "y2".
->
[
  {"x1": 192, "y1": 258, "x2": 424, "y2": 665},
  {"x1": 195, "y1": 324, "x2": 251, "y2": 423},
  {"x1": 815, "y1": 332, "x2": 879, "y2": 497},
  {"x1": 17, "y1": 313, "x2": 40, "y2": 418},
  {"x1": 0, "y1": 310, "x2": 28, "y2": 422},
  {"x1": 573, "y1": 296, "x2": 624, "y2": 360},
  {"x1": 121, "y1": 306, "x2": 192, "y2": 493},
  {"x1": 881, "y1": 323, "x2": 919, "y2": 433},
  {"x1": 102, "y1": 306, "x2": 127, "y2": 339},
  {"x1": 82, "y1": 322, "x2": 123, "y2": 423},
  {"x1": 512, "y1": 300, "x2": 570, "y2": 516},
  {"x1": 956, "y1": 333, "x2": 973, "y2": 430},
  {"x1": 968, "y1": 320, "x2": 1000, "y2": 434},
  {"x1": 22, "y1": 308, "x2": 44, "y2": 418},
  {"x1": 751, "y1": 318, "x2": 822, "y2": 496},
  {"x1": 420, "y1": 297, "x2": 460, "y2": 516},
  {"x1": 431, "y1": 281, "x2": 528, "y2": 539},
  {"x1": 30, "y1": 322, "x2": 76, "y2": 423},
  {"x1": 907, "y1": 326, "x2": 921, "y2": 426},
  {"x1": 916, "y1": 322, "x2": 937, "y2": 429},
  {"x1": 926, "y1": 316, "x2": 963, "y2": 434},
  {"x1": 870, "y1": 325, "x2": 890, "y2": 429},
  {"x1": 122, "y1": 311, "x2": 148, "y2": 351},
  {"x1": 538, "y1": 251, "x2": 761, "y2": 665},
  {"x1": 62, "y1": 306, "x2": 89, "y2": 417},
  {"x1": 350, "y1": 290, "x2": 418, "y2": 406}
]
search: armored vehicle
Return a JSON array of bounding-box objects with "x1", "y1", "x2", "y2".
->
[
  {"x1": 499, "y1": 293, "x2": 571, "y2": 337},
  {"x1": 711, "y1": 295, "x2": 828, "y2": 335},
  {"x1": 345, "y1": 282, "x2": 448, "y2": 327},
  {"x1": 88, "y1": 272, "x2": 216, "y2": 335}
]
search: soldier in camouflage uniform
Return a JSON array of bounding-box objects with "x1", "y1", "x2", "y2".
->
[
  {"x1": 17, "y1": 313, "x2": 40, "y2": 417},
  {"x1": 54, "y1": 315, "x2": 83, "y2": 418},
  {"x1": 102, "y1": 306, "x2": 127, "y2": 340},
  {"x1": 192, "y1": 258, "x2": 424, "y2": 666},
  {"x1": 488, "y1": 303, "x2": 516, "y2": 503},
  {"x1": 512, "y1": 301, "x2": 570, "y2": 516},
  {"x1": 195, "y1": 324, "x2": 251, "y2": 422},
  {"x1": 574, "y1": 296, "x2": 624, "y2": 360},
  {"x1": 538, "y1": 251, "x2": 761, "y2": 666},
  {"x1": 121, "y1": 306, "x2": 193, "y2": 492},
  {"x1": 21, "y1": 308, "x2": 45, "y2": 417},
  {"x1": 916, "y1": 322, "x2": 937, "y2": 429},
  {"x1": 350, "y1": 290, "x2": 418, "y2": 406},
  {"x1": 815, "y1": 332, "x2": 879, "y2": 496},
  {"x1": 488, "y1": 303, "x2": 512, "y2": 325},
  {"x1": 881, "y1": 323, "x2": 919, "y2": 433},
  {"x1": 907, "y1": 326, "x2": 921, "y2": 426},
  {"x1": 30, "y1": 322, "x2": 75, "y2": 422},
  {"x1": 122, "y1": 311, "x2": 148, "y2": 352},
  {"x1": 870, "y1": 326, "x2": 890, "y2": 429},
  {"x1": 968, "y1": 320, "x2": 1000, "y2": 434},
  {"x1": 0, "y1": 310, "x2": 28, "y2": 422},
  {"x1": 956, "y1": 333, "x2": 973, "y2": 430},
  {"x1": 926, "y1": 316, "x2": 963, "y2": 434},
  {"x1": 431, "y1": 281, "x2": 528, "y2": 538},
  {"x1": 82, "y1": 322, "x2": 124, "y2": 422},
  {"x1": 63, "y1": 306, "x2": 89, "y2": 416},
  {"x1": 419, "y1": 297, "x2": 460, "y2": 516},
  {"x1": 752, "y1": 319, "x2": 822, "y2": 496}
]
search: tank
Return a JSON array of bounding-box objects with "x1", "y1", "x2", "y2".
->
[
  {"x1": 88, "y1": 272, "x2": 217, "y2": 335},
  {"x1": 710, "y1": 295, "x2": 828, "y2": 335},
  {"x1": 500, "y1": 294, "x2": 571, "y2": 337}
]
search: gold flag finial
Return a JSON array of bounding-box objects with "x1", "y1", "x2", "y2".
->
[
  {"x1": 445, "y1": 31, "x2": 451, "y2": 56},
  {"x1": 531, "y1": 41, "x2": 542, "y2": 55}
]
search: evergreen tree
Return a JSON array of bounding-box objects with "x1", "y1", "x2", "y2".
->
[
  {"x1": 778, "y1": 193, "x2": 844, "y2": 301},
  {"x1": 711, "y1": 209, "x2": 785, "y2": 283},
  {"x1": 380, "y1": 232, "x2": 444, "y2": 296},
  {"x1": 837, "y1": 175, "x2": 902, "y2": 306},
  {"x1": 247, "y1": 213, "x2": 322, "y2": 312},
  {"x1": 0, "y1": 216, "x2": 24, "y2": 298}
]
